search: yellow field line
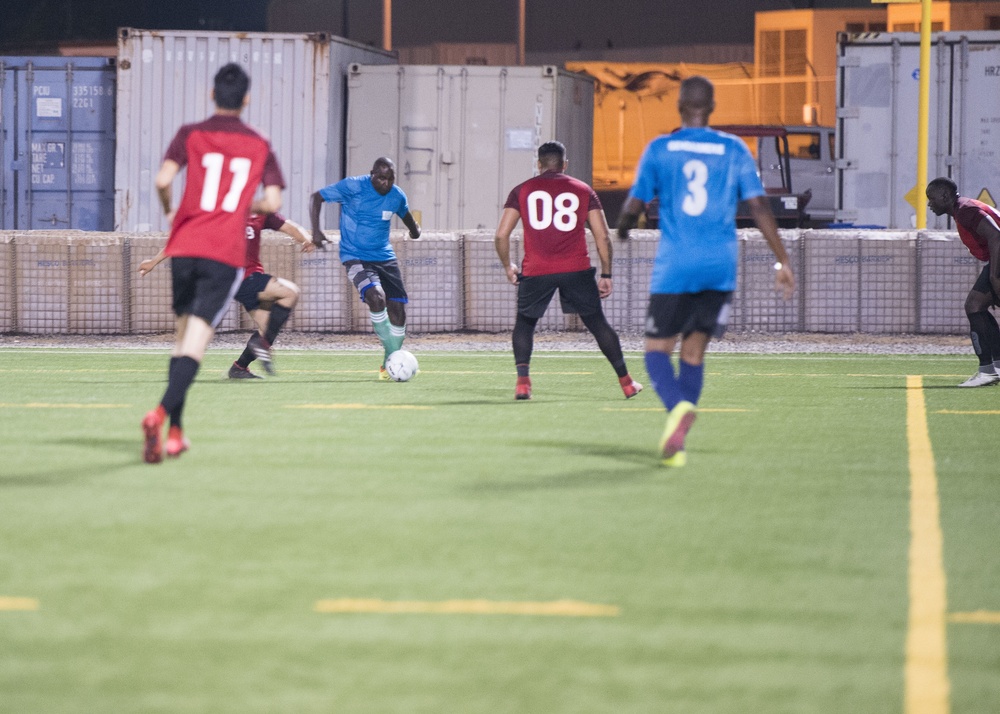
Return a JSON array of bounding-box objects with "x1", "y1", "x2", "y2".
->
[
  {"x1": 314, "y1": 598, "x2": 619, "y2": 617},
  {"x1": 0, "y1": 597, "x2": 39, "y2": 611},
  {"x1": 0, "y1": 403, "x2": 129, "y2": 409},
  {"x1": 905, "y1": 375, "x2": 951, "y2": 714},
  {"x1": 934, "y1": 409, "x2": 1000, "y2": 415},
  {"x1": 285, "y1": 404, "x2": 432, "y2": 410},
  {"x1": 948, "y1": 611, "x2": 1000, "y2": 625}
]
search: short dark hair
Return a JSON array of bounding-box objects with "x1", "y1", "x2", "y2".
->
[
  {"x1": 214, "y1": 63, "x2": 250, "y2": 110},
  {"x1": 537, "y1": 141, "x2": 566, "y2": 166},
  {"x1": 927, "y1": 176, "x2": 958, "y2": 198}
]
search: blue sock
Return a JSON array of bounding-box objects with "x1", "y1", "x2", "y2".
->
[
  {"x1": 644, "y1": 351, "x2": 682, "y2": 411},
  {"x1": 678, "y1": 360, "x2": 704, "y2": 405}
]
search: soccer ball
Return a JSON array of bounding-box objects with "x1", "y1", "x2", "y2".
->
[{"x1": 384, "y1": 349, "x2": 419, "y2": 382}]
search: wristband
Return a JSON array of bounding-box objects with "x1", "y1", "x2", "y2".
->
[
  {"x1": 600, "y1": 273, "x2": 612, "y2": 279},
  {"x1": 774, "y1": 262, "x2": 783, "y2": 271}
]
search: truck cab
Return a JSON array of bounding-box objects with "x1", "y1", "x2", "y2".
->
[
  {"x1": 713, "y1": 125, "x2": 814, "y2": 229},
  {"x1": 757, "y1": 125, "x2": 836, "y2": 225}
]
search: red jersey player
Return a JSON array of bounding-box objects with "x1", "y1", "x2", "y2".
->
[
  {"x1": 138, "y1": 212, "x2": 314, "y2": 380},
  {"x1": 227, "y1": 212, "x2": 314, "y2": 378},
  {"x1": 927, "y1": 177, "x2": 1000, "y2": 387},
  {"x1": 493, "y1": 140, "x2": 642, "y2": 401},
  {"x1": 141, "y1": 63, "x2": 285, "y2": 463}
]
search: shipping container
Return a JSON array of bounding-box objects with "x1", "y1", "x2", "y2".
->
[
  {"x1": 114, "y1": 29, "x2": 395, "y2": 233},
  {"x1": 344, "y1": 64, "x2": 594, "y2": 231},
  {"x1": 0, "y1": 56, "x2": 116, "y2": 230},
  {"x1": 837, "y1": 31, "x2": 1000, "y2": 228}
]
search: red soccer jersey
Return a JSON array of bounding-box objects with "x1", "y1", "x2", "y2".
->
[
  {"x1": 952, "y1": 196, "x2": 1000, "y2": 262},
  {"x1": 163, "y1": 114, "x2": 284, "y2": 268},
  {"x1": 244, "y1": 212, "x2": 286, "y2": 274},
  {"x1": 504, "y1": 170, "x2": 603, "y2": 277}
]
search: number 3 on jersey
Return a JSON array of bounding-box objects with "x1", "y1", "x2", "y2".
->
[
  {"x1": 526, "y1": 190, "x2": 580, "y2": 231},
  {"x1": 682, "y1": 159, "x2": 708, "y2": 217},
  {"x1": 200, "y1": 153, "x2": 252, "y2": 213}
]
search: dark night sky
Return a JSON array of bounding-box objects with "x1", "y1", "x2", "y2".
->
[{"x1": 2, "y1": 0, "x2": 880, "y2": 51}]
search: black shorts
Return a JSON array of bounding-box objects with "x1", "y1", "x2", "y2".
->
[
  {"x1": 645, "y1": 291, "x2": 733, "y2": 339},
  {"x1": 344, "y1": 259, "x2": 408, "y2": 303},
  {"x1": 170, "y1": 257, "x2": 243, "y2": 328},
  {"x1": 972, "y1": 264, "x2": 1000, "y2": 305},
  {"x1": 517, "y1": 267, "x2": 603, "y2": 319},
  {"x1": 234, "y1": 272, "x2": 272, "y2": 312}
]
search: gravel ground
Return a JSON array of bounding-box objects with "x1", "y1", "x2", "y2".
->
[{"x1": 0, "y1": 331, "x2": 971, "y2": 355}]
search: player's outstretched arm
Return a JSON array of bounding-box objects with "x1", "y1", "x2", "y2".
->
[
  {"x1": 154, "y1": 159, "x2": 180, "y2": 225},
  {"x1": 748, "y1": 195, "x2": 795, "y2": 300},
  {"x1": 588, "y1": 208, "x2": 614, "y2": 298},
  {"x1": 616, "y1": 197, "x2": 645, "y2": 240},
  {"x1": 308, "y1": 191, "x2": 331, "y2": 249},
  {"x1": 138, "y1": 249, "x2": 167, "y2": 277},
  {"x1": 494, "y1": 207, "x2": 521, "y2": 285},
  {"x1": 402, "y1": 212, "x2": 421, "y2": 240},
  {"x1": 279, "y1": 219, "x2": 316, "y2": 253}
]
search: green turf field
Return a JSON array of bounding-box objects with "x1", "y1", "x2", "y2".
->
[{"x1": 0, "y1": 347, "x2": 996, "y2": 713}]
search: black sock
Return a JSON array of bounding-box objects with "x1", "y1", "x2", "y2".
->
[
  {"x1": 264, "y1": 305, "x2": 292, "y2": 345},
  {"x1": 165, "y1": 357, "x2": 182, "y2": 427},
  {"x1": 236, "y1": 334, "x2": 256, "y2": 368},
  {"x1": 581, "y1": 312, "x2": 629, "y2": 378},
  {"x1": 161, "y1": 356, "x2": 200, "y2": 416},
  {"x1": 968, "y1": 311, "x2": 999, "y2": 369}
]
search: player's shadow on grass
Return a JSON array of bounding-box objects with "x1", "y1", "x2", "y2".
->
[{"x1": 464, "y1": 440, "x2": 657, "y2": 493}]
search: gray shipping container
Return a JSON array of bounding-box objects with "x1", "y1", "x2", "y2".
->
[
  {"x1": 344, "y1": 64, "x2": 594, "y2": 231},
  {"x1": 0, "y1": 56, "x2": 117, "y2": 230},
  {"x1": 114, "y1": 29, "x2": 395, "y2": 232},
  {"x1": 837, "y1": 31, "x2": 1000, "y2": 229}
]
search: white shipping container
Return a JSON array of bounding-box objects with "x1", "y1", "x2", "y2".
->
[
  {"x1": 344, "y1": 64, "x2": 594, "y2": 231},
  {"x1": 837, "y1": 31, "x2": 1000, "y2": 229},
  {"x1": 114, "y1": 29, "x2": 395, "y2": 233}
]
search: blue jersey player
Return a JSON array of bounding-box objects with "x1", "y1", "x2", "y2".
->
[
  {"x1": 618, "y1": 76, "x2": 795, "y2": 468},
  {"x1": 310, "y1": 157, "x2": 421, "y2": 379}
]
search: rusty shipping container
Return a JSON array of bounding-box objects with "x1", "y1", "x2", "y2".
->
[{"x1": 114, "y1": 28, "x2": 395, "y2": 232}]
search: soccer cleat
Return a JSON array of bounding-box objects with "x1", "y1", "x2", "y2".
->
[
  {"x1": 379, "y1": 365, "x2": 391, "y2": 381},
  {"x1": 141, "y1": 407, "x2": 165, "y2": 464},
  {"x1": 165, "y1": 426, "x2": 190, "y2": 458},
  {"x1": 515, "y1": 376, "x2": 532, "y2": 400},
  {"x1": 228, "y1": 362, "x2": 263, "y2": 380},
  {"x1": 957, "y1": 371, "x2": 1000, "y2": 387},
  {"x1": 248, "y1": 333, "x2": 274, "y2": 375},
  {"x1": 661, "y1": 450, "x2": 687, "y2": 468},
  {"x1": 659, "y1": 400, "x2": 697, "y2": 461},
  {"x1": 621, "y1": 378, "x2": 643, "y2": 399}
]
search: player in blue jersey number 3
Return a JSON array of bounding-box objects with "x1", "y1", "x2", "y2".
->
[{"x1": 618, "y1": 76, "x2": 795, "y2": 468}]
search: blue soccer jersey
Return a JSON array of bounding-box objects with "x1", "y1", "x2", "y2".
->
[
  {"x1": 629, "y1": 127, "x2": 765, "y2": 293},
  {"x1": 318, "y1": 175, "x2": 410, "y2": 262}
]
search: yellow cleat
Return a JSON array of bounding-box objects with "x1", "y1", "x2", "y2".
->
[
  {"x1": 379, "y1": 365, "x2": 391, "y2": 381},
  {"x1": 659, "y1": 400, "x2": 697, "y2": 461},
  {"x1": 661, "y1": 450, "x2": 687, "y2": 468}
]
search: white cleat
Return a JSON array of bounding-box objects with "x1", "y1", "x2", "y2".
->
[{"x1": 957, "y1": 371, "x2": 1000, "y2": 387}]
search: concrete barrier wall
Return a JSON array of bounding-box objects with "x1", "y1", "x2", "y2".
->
[{"x1": 0, "y1": 228, "x2": 979, "y2": 335}]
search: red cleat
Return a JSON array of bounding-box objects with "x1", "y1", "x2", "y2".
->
[
  {"x1": 515, "y1": 376, "x2": 532, "y2": 400},
  {"x1": 621, "y1": 377, "x2": 643, "y2": 399},
  {"x1": 165, "y1": 426, "x2": 190, "y2": 458},
  {"x1": 142, "y1": 407, "x2": 165, "y2": 464}
]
